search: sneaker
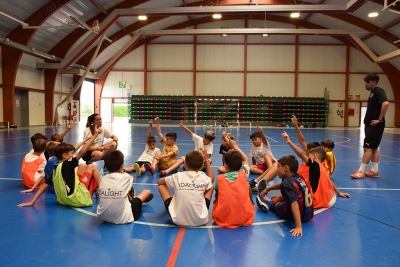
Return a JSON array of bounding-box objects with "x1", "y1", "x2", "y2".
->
[
  {"x1": 258, "y1": 180, "x2": 267, "y2": 195},
  {"x1": 249, "y1": 179, "x2": 258, "y2": 193},
  {"x1": 144, "y1": 193, "x2": 154, "y2": 203},
  {"x1": 256, "y1": 196, "x2": 269, "y2": 212},
  {"x1": 365, "y1": 170, "x2": 380, "y2": 178},
  {"x1": 160, "y1": 170, "x2": 168, "y2": 177},
  {"x1": 133, "y1": 163, "x2": 141, "y2": 177},
  {"x1": 145, "y1": 163, "x2": 155, "y2": 175},
  {"x1": 350, "y1": 170, "x2": 365, "y2": 179}
]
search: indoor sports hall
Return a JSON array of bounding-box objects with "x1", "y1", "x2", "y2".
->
[
  {"x1": 1, "y1": 123, "x2": 400, "y2": 266},
  {"x1": 1, "y1": 1, "x2": 400, "y2": 266}
]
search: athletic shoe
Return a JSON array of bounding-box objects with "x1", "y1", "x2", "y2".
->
[
  {"x1": 350, "y1": 170, "x2": 365, "y2": 179},
  {"x1": 160, "y1": 170, "x2": 168, "y2": 177},
  {"x1": 144, "y1": 193, "x2": 154, "y2": 203},
  {"x1": 365, "y1": 170, "x2": 380, "y2": 178},
  {"x1": 145, "y1": 163, "x2": 155, "y2": 175},
  {"x1": 256, "y1": 196, "x2": 269, "y2": 212},
  {"x1": 133, "y1": 163, "x2": 141, "y2": 177},
  {"x1": 258, "y1": 180, "x2": 267, "y2": 195},
  {"x1": 249, "y1": 179, "x2": 258, "y2": 193}
]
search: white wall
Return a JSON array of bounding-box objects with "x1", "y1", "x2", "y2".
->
[
  {"x1": 99, "y1": 22, "x2": 396, "y2": 127},
  {"x1": 16, "y1": 54, "x2": 44, "y2": 89},
  {"x1": 28, "y1": 91, "x2": 45, "y2": 126}
]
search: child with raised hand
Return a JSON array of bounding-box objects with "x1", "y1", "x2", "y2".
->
[
  {"x1": 97, "y1": 150, "x2": 153, "y2": 224},
  {"x1": 18, "y1": 126, "x2": 102, "y2": 208},
  {"x1": 249, "y1": 125, "x2": 276, "y2": 175},
  {"x1": 217, "y1": 130, "x2": 234, "y2": 173},
  {"x1": 158, "y1": 150, "x2": 214, "y2": 227},
  {"x1": 152, "y1": 117, "x2": 179, "y2": 175},
  {"x1": 124, "y1": 120, "x2": 160, "y2": 177},
  {"x1": 212, "y1": 138, "x2": 254, "y2": 228},
  {"x1": 256, "y1": 154, "x2": 314, "y2": 237},
  {"x1": 160, "y1": 121, "x2": 215, "y2": 177}
]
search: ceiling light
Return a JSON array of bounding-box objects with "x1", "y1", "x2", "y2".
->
[
  {"x1": 290, "y1": 12, "x2": 300, "y2": 18},
  {"x1": 368, "y1": 12, "x2": 378, "y2": 17},
  {"x1": 138, "y1": 15, "x2": 147, "y2": 21},
  {"x1": 213, "y1": 14, "x2": 222, "y2": 19},
  {"x1": 222, "y1": 34, "x2": 227, "y2": 37},
  {"x1": 262, "y1": 34, "x2": 268, "y2": 37}
]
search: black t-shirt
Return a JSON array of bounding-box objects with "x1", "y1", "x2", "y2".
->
[
  {"x1": 364, "y1": 87, "x2": 388, "y2": 124},
  {"x1": 219, "y1": 145, "x2": 230, "y2": 155},
  {"x1": 45, "y1": 157, "x2": 78, "y2": 195},
  {"x1": 306, "y1": 158, "x2": 320, "y2": 193}
]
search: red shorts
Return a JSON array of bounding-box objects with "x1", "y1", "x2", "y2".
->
[
  {"x1": 78, "y1": 172, "x2": 98, "y2": 197},
  {"x1": 256, "y1": 163, "x2": 267, "y2": 171}
]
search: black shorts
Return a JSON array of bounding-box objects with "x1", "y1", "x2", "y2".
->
[
  {"x1": 130, "y1": 197, "x2": 143, "y2": 221},
  {"x1": 163, "y1": 197, "x2": 211, "y2": 212},
  {"x1": 136, "y1": 161, "x2": 151, "y2": 167},
  {"x1": 364, "y1": 123, "x2": 385, "y2": 149},
  {"x1": 82, "y1": 150, "x2": 93, "y2": 162}
]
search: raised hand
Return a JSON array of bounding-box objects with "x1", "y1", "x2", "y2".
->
[
  {"x1": 282, "y1": 131, "x2": 290, "y2": 142},
  {"x1": 291, "y1": 115, "x2": 298, "y2": 126}
]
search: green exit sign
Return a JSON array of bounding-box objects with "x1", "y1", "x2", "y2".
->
[{"x1": 119, "y1": 81, "x2": 126, "y2": 88}]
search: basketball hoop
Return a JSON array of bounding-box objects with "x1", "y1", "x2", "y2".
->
[{"x1": 91, "y1": 20, "x2": 100, "y2": 31}]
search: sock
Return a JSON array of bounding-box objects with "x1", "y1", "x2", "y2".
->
[
  {"x1": 371, "y1": 162, "x2": 378, "y2": 172},
  {"x1": 359, "y1": 163, "x2": 368, "y2": 173}
]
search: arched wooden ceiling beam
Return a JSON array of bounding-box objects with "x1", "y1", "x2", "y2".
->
[
  {"x1": 47, "y1": 0, "x2": 148, "y2": 59},
  {"x1": 327, "y1": 13, "x2": 400, "y2": 49}
]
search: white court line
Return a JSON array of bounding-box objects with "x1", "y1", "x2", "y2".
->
[
  {"x1": 73, "y1": 196, "x2": 336, "y2": 228},
  {"x1": 338, "y1": 188, "x2": 400, "y2": 191},
  {"x1": 0, "y1": 178, "x2": 21, "y2": 180}
]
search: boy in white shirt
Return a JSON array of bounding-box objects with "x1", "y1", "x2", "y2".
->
[
  {"x1": 97, "y1": 150, "x2": 153, "y2": 224},
  {"x1": 124, "y1": 120, "x2": 160, "y2": 177},
  {"x1": 249, "y1": 125, "x2": 275, "y2": 175},
  {"x1": 160, "y1": 121, "x2": 216, "y2": 177},
  {"x1": 158, "y1": 150, "x2": 214, "y2": 227}
]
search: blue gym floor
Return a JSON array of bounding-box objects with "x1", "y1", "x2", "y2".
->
[{"x1": 1, "y1": 122, "x2": 400, "y2": 267}]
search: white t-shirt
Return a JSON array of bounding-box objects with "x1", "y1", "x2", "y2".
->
[
  {"x1": 137, "y1": 144, "x2": 160, "y2": 163},
  {"x1": 166, "y1": 171, "x2": 213, "y2": 227},
  {"x1": 250, "y1": 143, "x2": 275, "y2": 164},
  {"x1": 83, "y1": 127, "x2": 113, "y2": 147},
  {"x1": 96, "y1": 172, "x2": 134, "y2": 224},
  {"x1": 29, "y1": 148, "x2": 45, "y2": 160},
  {"x1": 192, "y1": 134, "x2": 213, "y2": 155}
]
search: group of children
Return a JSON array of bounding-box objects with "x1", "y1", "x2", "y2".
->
[{"x1": 18, "y1": 115, "x2": 351, "y2": 237}]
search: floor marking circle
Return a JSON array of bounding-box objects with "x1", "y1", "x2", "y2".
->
[{"x1": 73, "y1": 196, "x2": 336, "y2": 228}]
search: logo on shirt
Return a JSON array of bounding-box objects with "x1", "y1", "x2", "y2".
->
[{"x1": 179, "y1": 182, "x2": 207, "y2": 189}]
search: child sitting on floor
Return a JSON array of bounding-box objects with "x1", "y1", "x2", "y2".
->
[
  {"x1": 212, "y1": 139, "x2": 254, "y2": 228},
  {"x1": 18, "y1": 126, "x2": 102, "y2": 208},
  {"x1": 21, "y1": 138, "x2": 47, "y2": 189},
  {"x1": 256, "y1": 154, "x2": 314, "y2": 237},
  {"x1": 249, "y1": 125, "x2": 276, "y2": 175},
  {"x1": 124, "y1": 120, "x2": 160, "y2": 177},
  {"x1": 97, "y1": 150, "x2": 153, "y2": 224},
  {"x1": 321, "y1": 139, "x2": 336, "y2": 178},
  {"x1": 158, "y1": 150, "x2": 214, "y2": 227},
  {"x1": 160, "y1": 121, "x2": 215, "y2": 177},
  {"x1": 217, "y1": 130, "x2": 234, "y2": 173},
  {"x1": 153, "y1": 117, "x2": 179, "y2": 175}
]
